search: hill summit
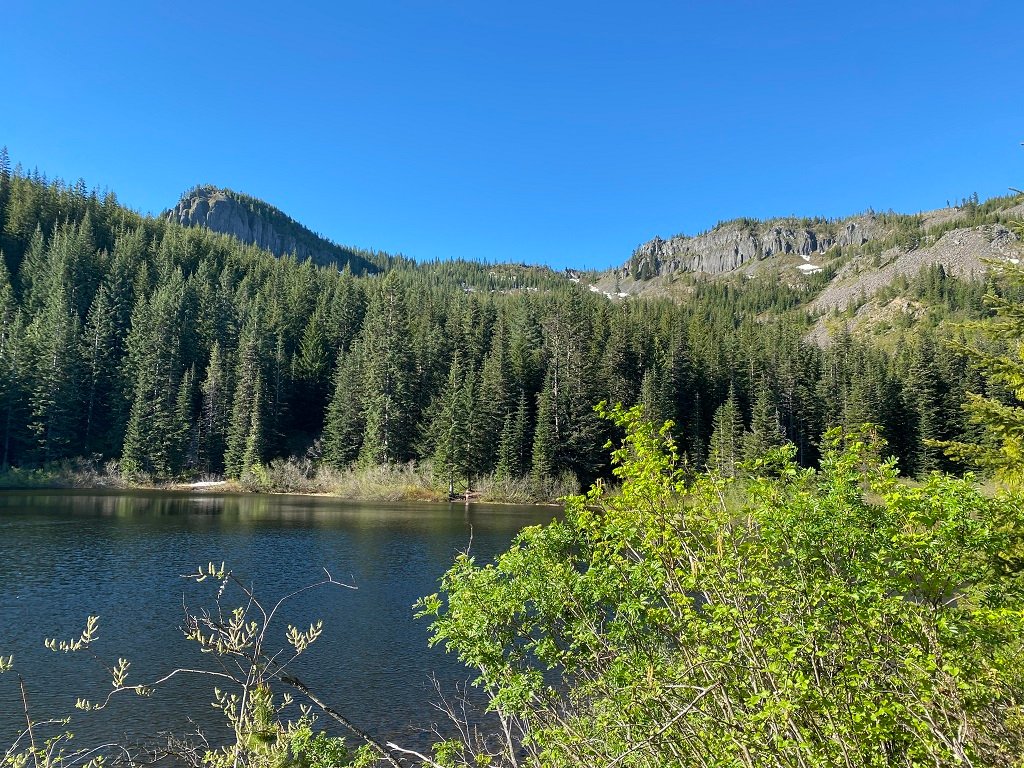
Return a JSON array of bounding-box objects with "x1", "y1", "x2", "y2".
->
[{"x1": 166, "y1": 185, "x2": 378, "y2": 273}]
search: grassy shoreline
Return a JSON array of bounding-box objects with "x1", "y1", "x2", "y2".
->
[{"x1": 0, "y1": 460, "x2": 575, "y2": 506}]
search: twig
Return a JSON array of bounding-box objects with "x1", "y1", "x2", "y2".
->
[
  {"x1": 385, "y1": 742, "x2": 445, "y2": 768},
  {"x1": 280, "y1": 674, "x2": 403, "y2": 768},
  {"x1": 18, "y1": 675, "x2": 38, "y2": 768}
]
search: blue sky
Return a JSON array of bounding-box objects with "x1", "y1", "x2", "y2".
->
[{"x1": 3, "y1": 1, "x2": 1022, "y2": 270}]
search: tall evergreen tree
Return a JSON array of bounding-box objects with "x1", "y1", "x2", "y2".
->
[
  {"x1": 743, "y1": 376, "x2": 786, "y2": 463},
  {"x1": 322, "y1": 347, "x2": 364, "y2": 468},
  {"x1": 0, "y1": 261, "x2": 26, "y2": 467},
  {"x1": 358, "y1": 272, "x2": 414, "y2": 465},
  {"x1": 199, "y1": 341, "x2": 231, "y2": 474},
  {"x1": 496, "y1": 393, "x2": 529, "y2": 481},
  {"x1": 23, "y1": 278, "x2": 82, "y2": 462},
  {"x1": 530, "y1": 372, "x2": 557, "y2": 486},
  {"x1": 224, "y1": 316, "x2": 266, "y2": 478},
  {"x1": 709, "y1": 385, "x2": 744, "y2": 477},
  {"x1": 120, "y1": 272, "x2": 190, "y2": 476},
  {"x1": 429, "y1": 355, "x2": 472, "y2": 495}
]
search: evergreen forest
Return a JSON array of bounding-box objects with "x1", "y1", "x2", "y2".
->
[{"x1": 0, "y1": 151, "x2": 1017, "y2": 498}]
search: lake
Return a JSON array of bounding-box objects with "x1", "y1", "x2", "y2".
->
[{"x1": 0, "y1": 490, "x2": 556, "y2": 753}]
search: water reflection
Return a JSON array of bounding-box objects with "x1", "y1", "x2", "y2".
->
[{"x1": 0, "y1": 491, "x2": 555, "y2": 750}]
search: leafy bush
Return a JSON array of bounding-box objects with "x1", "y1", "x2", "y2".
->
[{"x1": 419, "y1": 406, "x2": 1024, "y2": 767}]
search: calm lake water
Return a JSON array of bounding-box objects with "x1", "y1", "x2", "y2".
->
[{"x1": 0, "y1": 490, "x2": 556, "y2": 751}]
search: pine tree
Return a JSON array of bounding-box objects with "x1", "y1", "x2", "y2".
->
[
  {"x1": 904, "y1": 338, "x2": 950, "y2": 474},
  {"x1": 81, "y1": 283, "x2": 125, "y2": 456},
  {"x1": 176, "y1": 365, "x2": 198, "y2": 471},
  {"x1": 224, "y1": 317, "x2": 266, "y2": 478},
  {"x1": 200, "y1": 341, "x2": 231, "y2": 474},
  {"x1": 496, "y1": 393, "x2": 529, "y2": 480},
  {"x1": 531, "y1": 372, "x2": 557, "y2": 486},
  {"x1": 358, "y1": 272, "x2": 414, "y2": 465},
  {"x1": 0, "y1": 261, "x2": 26, "y2": 467},
  {"x1": 241, "y1": 374, "x2": 265, "y2": 476},
  {"x1": 709, "y1": 385, "x2": 744, "y2": 477},
  {"x1": 639, "y1": 364, "x2": 672, "y2": 430},
  {"x1": 120, "y1": 272, "x2": 189, "y2": 477},
  {"x1": 323, "y1": 347, "x2": 364, "y2": 468},
  {"x1": 429, "y1": 355, "x2": 471, "y2": 495},
  {"x1": 743, "y1": 376, "x2": 786, "y2": 463},
  {"x1": 940, "y1": 261, "x2": 1024, "y2": 486},
  {"x1": 23, "y1": 278, "x2": 82, "y2": 462},
  {"x1": 472, "y1": 335, "x2": 510, "y2": 473},
  {"x1": 294, "y1": 301, "x2": 331, "y2": 432}
]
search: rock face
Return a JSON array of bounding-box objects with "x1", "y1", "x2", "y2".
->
[
  {"x1": 166, "y1": 186, "x2": 376, "y2": 273},
  {"x1": 625, "y1": 214, "x2": 883, "y2": 279}
]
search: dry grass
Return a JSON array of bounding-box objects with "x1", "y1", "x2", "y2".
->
[{"x1": 0, "y1": 455, "x2": 574, "y2": 506}]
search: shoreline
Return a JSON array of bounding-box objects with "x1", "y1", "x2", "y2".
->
[{"x1": 0, "y1": 466, "x2": 569, "y2": 507}]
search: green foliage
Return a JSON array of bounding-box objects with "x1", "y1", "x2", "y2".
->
[
  {"x1": 419, "y1": 405, "x2": 1024, "y2": 767},
  {"x1": 941, "y1": 261, "x2": 1024, "y2": 488}
]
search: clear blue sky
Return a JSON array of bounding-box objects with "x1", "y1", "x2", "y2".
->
[{"x1": 3, "y1": 1, "x2": 1022, "y2": 270}]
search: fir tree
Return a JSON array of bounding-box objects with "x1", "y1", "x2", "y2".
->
[
  {"x1": 23, "y1": 278, "x2": 82, "y2": 462},
  {"x1": 743, "y1": 376, "x2": 786, "y2": 463},
  {"x1": 120, "y1": 272, "x2": 189, "y2": 476},
  {"x1": 709, "y1": 385, "x2": 744, "y2": 477},
  {"x1": 358, "y1": 272, "x2": 414, "y2": 465},
  {"x1": 496, "y1": 393, "x2": 529, "y2": 481},
  {"x1": 429, "y1": 355, "x2": 471, "y2": 495},
  {"x1": 531, "y1": 372, "x2": 556, "y2": 486},
  {"x1": 200, "y1": 341, "x2": 231, "y2": 474},
  {"x1": 322, "y1": 347, "x2": 364, "y2": 468},
  {"x1": 224, "y1": 316, "x2": 266, "y2": 478}
]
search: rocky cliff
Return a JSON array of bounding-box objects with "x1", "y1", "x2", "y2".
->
[
  {"x1": 166, "y1": 186, "x2": 377, "y2": 273},
  {"x1": 624, "y1": 214, "x2": 883, "y2": 280}
]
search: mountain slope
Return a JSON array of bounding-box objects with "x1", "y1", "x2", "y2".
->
[
  {"x1": 587, "y1": 197, "x2": 1023, "y2": 311},
  {"x1": 166, "y1": 186, "x2": 379, "y2": 273}
]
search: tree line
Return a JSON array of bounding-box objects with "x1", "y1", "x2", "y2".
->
[{"x1": 0, "y1": 153, "x2": 1011, "y2": 494}]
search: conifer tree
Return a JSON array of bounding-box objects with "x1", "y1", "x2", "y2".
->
[
  {"x1": 200, "y1": 341, "x2": 231, "y2": 474},
  {"x1": 472, "y1": 335, "x2": 510, "y2": 473},
  {"x1": 23, "y1": 278, "x2": 82, "y2": 462},
  {"x1": 120, "y1": 272, "x2": 189, "y2": 476},
  {"x1": 81, "y1": 283, "x2": 126, "y2": 456},
  {"x1": 496, "y1": 393, "x2": 529, "y2": 480},
  {"x1": 743, "y1": 376, "x2": 786, "y2": 463},
  {"x1": 358, "y1": 272, "x2": 414, "y2": 465},
  {"x1": 294, "y1": 301, "x2": 331, "y2": 431},
  {"x1": 0, "y1": 261, "x2": 25, "y2": 467},
  {"x1": 429, "y1": 355, "x2": 471, "y2": 495},
  {"x1": 176, "y1": 365, "x2": 198, "y2": 471},
  {"x1": 531, "y1": 373, "x2": 556, "y2": 486},
  {"x1": 904, "y1": 338, "x2": 949, "y2": 474},
  {"x1": 224, "y1": 317, "x2": 266, "y2": 478},
  {"x1": 709, "y1": 385, "x2": 744, "y2": 477},
  {"x1": 322, "y1": 348, "x2": 364, "y2": 468},
  {"x1": 940, "y1": 261, "x2": 1024, "y2": 486},
  {"x1": 241, "y1": 374, "x2": 265, "y2": 476}
]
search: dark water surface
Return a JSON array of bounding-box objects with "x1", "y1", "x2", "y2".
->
[{"x1": 0, "y1": 490, "x2": 555, "y2": 750}]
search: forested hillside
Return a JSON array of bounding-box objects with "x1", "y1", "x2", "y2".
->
[{"x1": 0, "y1": 151, "x2": 1018, "y2": 496}]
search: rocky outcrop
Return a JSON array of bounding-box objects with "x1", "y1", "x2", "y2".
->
[
  {"x1": 166, "y1": 186, "x2": 376, "y2": 273},
  {"x1": 624, "y1": 214, "x2": 887, "y2": 279}
]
